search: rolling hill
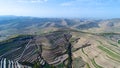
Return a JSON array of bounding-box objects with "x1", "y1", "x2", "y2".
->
[{"x1": 0, "y1": 16, "x2": 120, "y2": 68}]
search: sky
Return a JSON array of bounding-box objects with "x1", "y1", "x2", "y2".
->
[{"x1": 0, "y1": 0, "x2": 120, "y2": 18}]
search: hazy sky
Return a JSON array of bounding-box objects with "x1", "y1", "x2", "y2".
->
[{"x1": 0, "y1": 0, "x2": 120, "y2": 18}]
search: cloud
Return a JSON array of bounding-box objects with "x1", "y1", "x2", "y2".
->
[
  {"x1": 60, "y1": 0, "x2": 120, "y2": 7},
  {"x1": 76, "y1": 0, "x2": 120, "y2": 4},
  {"x1": 60, "y1": 2, "x2": 73, "y2": 6},
  {"x1": 17, "y1": 0, "x2": 48, "y2": 3}
]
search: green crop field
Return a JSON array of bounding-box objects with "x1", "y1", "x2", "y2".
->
[
  {"x1": 91, "y1": 59, "x2": 103, "y2": 68},
  {"x1": 98, "y1": 46, "x2": 120, "y2": 61}
]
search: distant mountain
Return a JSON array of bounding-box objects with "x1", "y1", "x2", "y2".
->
[{"x1": 0, "y1": 16, "x2": 120, "y2": 41}]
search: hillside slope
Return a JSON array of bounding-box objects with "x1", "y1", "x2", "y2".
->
[
  {"x1": 71, "y1": 31, "x2": 120, "y2": 68},
  {"x1": 0, "y1": 29, "x2": 120, "y2": 68}
]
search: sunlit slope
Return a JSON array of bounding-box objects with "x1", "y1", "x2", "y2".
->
[
  {"x1": 83, "y1": 19, "x2": 120, "y2": 33},
  {"x1": 71, "y1": 31, "x2": 120, "y2": 68}
]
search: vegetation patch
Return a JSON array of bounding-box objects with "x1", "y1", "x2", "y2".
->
[
  {"x1": 98, "y1": 46, "x2": 120, "y2": 62},
  {"x1": 56, "y1": 63, "x2": 65, "y2": 68},
  {"x1": 106, "y1": 55, "x2": 120, "y2": 63},
  {"x1": 73, "y1": 57, "x2": 86, "y2": 68},
  {"x1": 81, "y1": 48, "x2": 88, "y2": 57},
  {"x1": 108, "y1": 42, "x2": 118, "y2": 47},
  {"x1": 86, "y1": 63, "x2": 91, "y2": 68},
  {"x1": 91, "y1": 59, "x2": 103, "y2": 68},
  {"x1": 118, "y1": 40, "x2": 120, "y2": 44},
  {"x1": 99, "y1": 33, "x2": 117, "y2": 36},
  {"x1": 96, "y1": 40, "x2": 103, "y2": 45}
]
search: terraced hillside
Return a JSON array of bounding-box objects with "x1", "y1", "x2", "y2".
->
[
  {"x1": 71, "y1": 31, "x2": 120, "y2": 68},
  {"x1": 0, "y1": 30, "x2": 85, "y2": 68},
  {"x1": 0, "y1": 29, "x2": 120, "y2": 68}
]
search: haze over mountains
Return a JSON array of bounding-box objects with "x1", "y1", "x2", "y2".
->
[{"x1": 0, "y1": 16, "x2": 120, "y2": 41}]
